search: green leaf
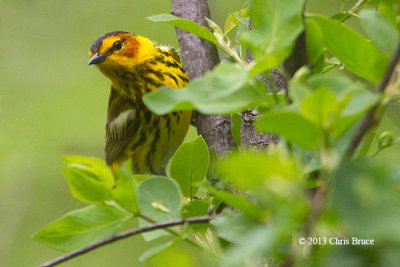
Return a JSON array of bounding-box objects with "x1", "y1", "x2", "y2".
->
[
  {"x1": 292, "y1": 74, "x2": 379, "y2": 137},
  {"x1": 137, "y1": 176, "x2": 182, "y2": 241},
  {"x1": 291, "y1": 66, "x2": 311, "y2": 84},
  {"x1": 221, "y1": 200, "x2": 308, "y2": 266},
  {"x1": 379, "y1": 1, "x2": 400, "y2": 29},
  {"x1": 170, "y1": 136, "x2": 209, "y2": 198},
  {"x1": 231, "y1": 113, "x2": 242, "y2": 147},
  {"x1": 61, "y1": 156, "x2": 114, "y2": 203},
  {"x1": 111, "y1": 162, "x2": 138, "y2": 214},
  {"x1": 147, "y1": 14, "x2": 217, "y2": 45},
  {"x1": 306, "y1": 15, "x2": 389, "y2": 84},
  {"x1": 304, "y1": 74, "x2": 354, "y2": 95},
  {"x1": 304, "y1": 17, "x2": 326, "y2": 74},
  {"x1": 62, "y1": 156, "x2": 114, "y2": 187},
  {"x1": 334, "y1": 86, "x2": 380, "y2": 137},
  {"x1": 181, "y1": 200, "x2": 210, "y2": 232},
  {"x1": 333, "y1": 159, "x2": 400, "y2": 241},
  {"x1": 205, "y1": 17, "x2": 223, "y2": 36},
  {"x1": 242, "y1": 0, "x2": 305, "y2": 73},
  {"x1": 137, "y1": 176, "x2": 182, "y2": 219},
  {"x1": 211, "y1": 213, "x2": 258, "y2": 244},
  {"x1": 256, "y1": 110, "x2": 321, "y2": 149},
  {"x1": 207, "y1": 147, "x2": 222, "y2": 181},
  {"x1": 33, "y1": 204, "x2": 128, "y2": 251},
  {"x1": 144, "y1": 246, "x2": 198, "y2": 267},
  {"x1": 360, "y1": 8, "x2": 399, "y2": 55},
  {"x1": 133, "y1": 174, "x2": 151, "y2": 183},
  {"x1": 331, "y1": 12, "x2": 347, "y2": 21},
  {"x1": 138, "y1": 217, "x2": 169, "y2": 242},
  {"x1": 222, "y1": 220, "x2": 298, "y2": 265},
  {"x1": 210, "y1": 189, "x2": 266, "y2": 221},
  {"x1": 181, "y1": 200, "x2": 210, "y2": 218},
  {"x1": 305, "y1": 18, "x2": 324, "y2": 66},
  {"x1": 224, "y1": 9, "x2": 249, "y2": 36},
  {"x1": 222, "y1": 225, "x2": 276, "y2": 266},
  {"x1": 143, "y1": 63, "x2": 264, "y2": 115},
  {"x1": 218, "y1": 150, "x2": 301, "y2": 193},
  {"x1": 208, "y1": 63, "x2": 251, "y2": 99},
  {"x1": 300, "y1": 87, "x2": 337, "y2": 128},
  {"x1": 289, "y1": 82, "x2": 312, "y2": 103},
  {"x1": 139, "y1": 240, "x2": 176, "y2": 262},
  {"x1": 340, "y1": 88, "x2": 379, "y2": 116},
  {"x1": 183, "y1": 125, "x2": 198, "y2": 143}
]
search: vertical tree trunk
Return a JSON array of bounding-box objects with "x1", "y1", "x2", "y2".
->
[
  {"x1": 171, "y1": 0, "x2": 236, "y2": 154},
  {"x1": 171, "y1": 0, "x2": 308, "y2": 152}
]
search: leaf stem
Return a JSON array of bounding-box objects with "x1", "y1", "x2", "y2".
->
[
  {"x1": 139, "y1": 214, "x2": 201, "y2": 248},
  {"x1": 338, "y1": 0, "x2": 367, "y2": 22}
]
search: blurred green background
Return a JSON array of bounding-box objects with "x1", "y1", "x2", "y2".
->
[{"x1": 1, "y1": 0, "x2": 399, "y2": 266}]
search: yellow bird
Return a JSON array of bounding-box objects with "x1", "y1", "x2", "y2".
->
[{"x1": 88, "y1": 31, "x2": 191, "y2": 175}]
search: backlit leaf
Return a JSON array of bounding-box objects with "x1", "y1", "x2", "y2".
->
[
  {"x1": 62, "y1": 156, "x2": 114, "y2": 203},
  {"x1": 306, "y1": 15, "x2": 389, "y2": 84},
  {"x1": 256, "y1": 110, "x2": 321, "y2": 149},
  {"x1": 147, "y1": 14, "x2": 217, "y2": 45},
  {"x1": 33, "y1": 205, "x2": 128, "y2": 251},
  {"x1": 242, "y1": 0, "x2": 305, "y2": 73},
  {"x1": 144, "y1": 63, "x2": 264, "y2": 115}
]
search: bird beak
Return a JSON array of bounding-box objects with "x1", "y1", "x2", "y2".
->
[{"x1": 88, "y1": 53, "x2": 107, "y2": 65}]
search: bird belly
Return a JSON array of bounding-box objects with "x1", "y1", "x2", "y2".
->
[{"x1": 128, "y1": 110, "x2": 191, "y2": 175}]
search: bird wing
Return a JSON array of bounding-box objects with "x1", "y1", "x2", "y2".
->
[{"x1": 105, "y1": 86, "x2": 140, "y2": 165}]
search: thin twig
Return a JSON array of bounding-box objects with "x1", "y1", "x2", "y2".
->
[
  {"x1": 282, "y1": 29, "x2": 400, "y2": 267},
  {"x1": 344, "y1": 38, "x2": 400, "y2": 160},
  {"x1": 38, "y1": 215, "x2": 217, "y2": 267},
  {"x1": 139, "y1": 213, "x2": 201, "y2": 248},
  {"x1": 279, "y1": 182, "x2": 325, "y2": 267},
  {"x1": 338, "y1": 0, "x2": 367, "y2": 22}
]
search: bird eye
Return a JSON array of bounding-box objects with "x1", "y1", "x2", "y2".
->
[{"x1": 113, "y1": 40, "x2": 122, "y2": 50}]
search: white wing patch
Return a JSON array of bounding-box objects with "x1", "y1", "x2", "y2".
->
[
  {"x1": 159, "y1": 45, "x2": 172, "y2": 51},
  {"x1": 108, "y1": 109, "x2": 136, "y2": 139}
]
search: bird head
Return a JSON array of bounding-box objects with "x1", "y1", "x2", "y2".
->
[{"x1": 88, "y1": 31, "x2": 154, "y2": 73}]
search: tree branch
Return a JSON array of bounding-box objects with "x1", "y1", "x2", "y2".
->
[
  {"x1": 242, "y1": 21, "x2": 284, "y2": 149},
  {"x1": 281, "y1": 38, "x2": 400, "y2": 267},
  {"x1": 38, "y1": 215, "x2": 217, "y2": 267},
  {"x1": 344, "y1": 37, "x2": 400, "y2": 160},
  {"x1": 171, "y1": 0, "x2": 236, "y2": 154},
  {"x1": 242, "y1": 4, "x2": 309, "y2": 150}
]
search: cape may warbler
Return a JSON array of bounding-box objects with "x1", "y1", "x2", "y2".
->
[{"x1": 88, "y1": 31, "x2": 191, "y2": 175}]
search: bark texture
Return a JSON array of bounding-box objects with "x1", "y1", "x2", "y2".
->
[
  {"x1": 242, "y1": 24, "x2": 309, "y2": 149},
  {"x1": 171, "y1": 0, "x2": 308, "y2": 152},
  {"x1": 171, "y1": 0, "x2": 236, "y2": 154},
  {"x1": 241, "y1": 21, "x2": 284, "y2": 149}
]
